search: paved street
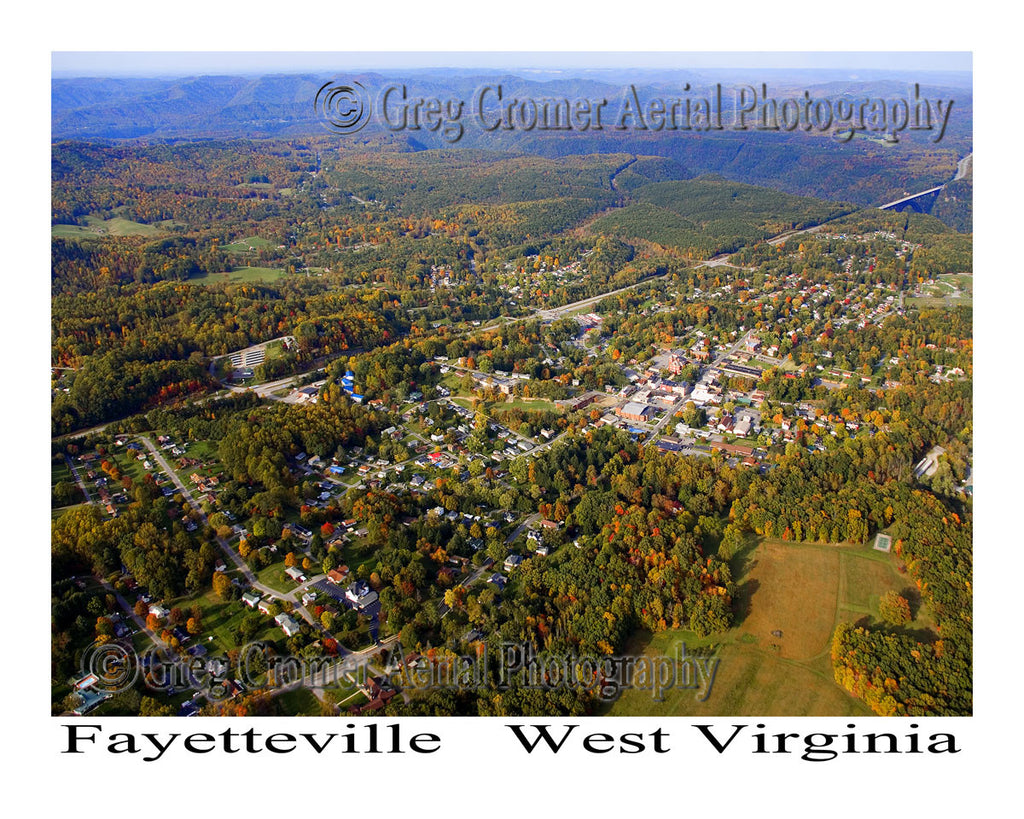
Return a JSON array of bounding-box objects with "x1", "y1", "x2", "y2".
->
[
  {"x1": 138, "y1": 435, "x2": 308, "y2": 615},
  {"x1": 64, "y1": 454, "x2": 94, "y2": 504}
]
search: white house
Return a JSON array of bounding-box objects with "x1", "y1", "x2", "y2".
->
[{"x1": 275, "y1": 612, "x2": 301, "y2": 637}]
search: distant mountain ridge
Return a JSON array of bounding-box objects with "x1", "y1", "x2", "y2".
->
[
  {"x1": 52, "y1": 71, "x2": 972, "y2": 141},
  {"x1": 51, "y1": 71, "x2": 973, "y2": 219}
]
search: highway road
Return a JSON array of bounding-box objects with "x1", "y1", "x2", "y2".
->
[{"x1": 954, "y1": 153, "x2": 972, "y2": 181}]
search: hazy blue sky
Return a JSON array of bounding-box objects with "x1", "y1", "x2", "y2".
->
[{"x1": 52, "y1": 51, "x2": 971, "y2": 77}]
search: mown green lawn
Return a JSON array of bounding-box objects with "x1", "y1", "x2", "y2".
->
[{"x1": 164, "y1": 586, "x2": 282, "y2": 656}]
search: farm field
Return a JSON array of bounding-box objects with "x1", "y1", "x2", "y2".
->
[{"x1": 604, "y1": 537, "x2": 931, "y2": 717}]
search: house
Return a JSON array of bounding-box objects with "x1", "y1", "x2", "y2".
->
[
  {"x1": 535, "y1": 544, "x2": 551, "y2": 557},
  {"x1": 275, "y1": 612, "x2": 301, "y2": 637},
  {"x1": 242, "y1": 591, "x2": 261, "y2": 608},
  {"x1": 148, "y1": 604, "x2": 169, "y2": 620},
  {"x1": 257, "y1": 599, "x2": 275, "y2": 616},
  {"x1": 284, "y1": 566, "x2": 307, "y2": 583},
  {"x1": 284, "y1": 523, "x2": 312, "y2": 544},
  {"x1": 353, "y1": 675, "x2": 397, "y2": 714},
  {"x1": 504, "y1": 554, "x2": 524, "y2": 571},
  {"x1": 327, "y1": 567, "x2": 350, "y2": 584}
]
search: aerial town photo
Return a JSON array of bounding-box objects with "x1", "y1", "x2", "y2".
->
[{"x1": 50, "y1": 52, "x2": 973, "y2": 719}]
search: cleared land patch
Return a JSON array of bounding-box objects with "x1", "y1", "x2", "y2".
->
[
  {"x1": 604, "y1": 537, "x2": 934, "y2": 717},
  {"x1": 52, "y1": 215, "x2": 164, "y2": 238}
]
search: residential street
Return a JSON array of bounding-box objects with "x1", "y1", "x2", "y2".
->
[{"x1": 138, "y1": 435, "x2": 309, "y2": 616}]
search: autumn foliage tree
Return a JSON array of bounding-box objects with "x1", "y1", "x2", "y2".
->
[
  {"x1": 878, "y1": 590, "x2": 912, "y2": 625},
  {"x1": 212, "y1": 571, "x2": 232, "y2": 601}
]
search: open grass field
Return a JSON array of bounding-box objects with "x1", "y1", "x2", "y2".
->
[
  {"x1": 160, "y1": 438, "x2": 225, "y2": 484},
  {"x1": 330, "y1": 534, "x2": 378, "y2": 576},
  {"x1": 262, "y1": 339, "x2": 290, "y2": 363},
  {"x1": 221, "y1": 235, "x2": 277, "y2": 252},
  {"x1": 52, "y1": 215, "x2": 166, "y2": 239},
  {"x1": 109, "y1": 447, "x2": 155, "y2": 484},
  {"x1": 191, "y1": 266, "x2": 289, "y2": 284},
  {"x1": 164, "y1": 587, "x2": 282, "y2": 657},
  {"x1": 256, "y1": 561, "x2": 300, "y2": 594},
  {"x1": 51, "y1": 458, "x2": 75, "y2": 487},
  {"x1": 604, "y1": 537, "x2": 932, "y2": 717},
  {"x1": 906, "y1": 295, "x2": 972, "y2": 309},
  {"x1": 440, "y1": 372, "x2": 470, "y2": 390},
  {"x1": 497, "y1": 397, "x2": 560, "y2": 413},
  {"x1": 908, "y1": 275, "x2": 972, "y2": 309},
  {"x1": 275, "y1": 687, "x2": 324, "y2": 715}
]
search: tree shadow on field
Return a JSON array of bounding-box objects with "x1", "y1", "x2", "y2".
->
[
  {"x1": 728, "y1": 535, "x2": 759, "y2": 579},
  {"x1": 901, "y1": 586, "x2": 924, "y2": 620},
  {"x1": 732, "y1": 579, "x2": 760, "y2": 625}
]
